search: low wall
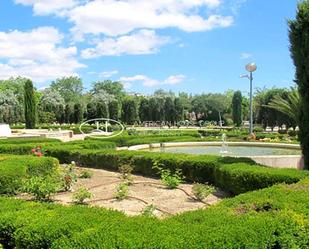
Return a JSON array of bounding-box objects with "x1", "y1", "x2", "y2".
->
[{"x1": 128, "y1": 142, "x2": 303, "y2": 169}]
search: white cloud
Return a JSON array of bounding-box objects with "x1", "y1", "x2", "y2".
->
[
  {"x1": 240, "y1": 52, "x2": 252, "y2": 59},
  {"x1": 68, "y1": 0, "x2": 233, "y2": 37},
  {"x1": 120, "y1": 74, "x2": 186, "y2": 87},
  {"x1": 0, "y1": 27, "x2": 85, "y2": 82},
  {"x1": 100, "y1": 70, "x2": 119, "y2": 78},
  {"x1": 230, "y1": 0, "x2": 247, "y2": 15},
  {"x1": 16, "y1": 0, "x2": 232, "y2": 37},
  {"x1": 81, "y1": 30, "x2": 170, "y2": 58},
  {"x1": 14, "y1": 0, "x2": 80, "y2": 16},
  {"x1": 164, "y1": 74, "x2": 186, "y2": 85}
]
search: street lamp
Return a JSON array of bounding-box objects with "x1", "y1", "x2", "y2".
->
[{"x1": 240, "y1": 62, "x2": 257, "y2": 134}]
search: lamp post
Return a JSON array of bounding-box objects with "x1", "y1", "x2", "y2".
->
[{"x1": 240, "y1": 63, "x2": 257, "y2": 134}]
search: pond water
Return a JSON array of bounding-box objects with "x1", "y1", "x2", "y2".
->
[{"x1": 146, "y1": 145, "x2": 301, "y2": 157}]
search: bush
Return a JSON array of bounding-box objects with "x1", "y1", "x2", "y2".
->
[
  {"x1": 41, "y1": 147, "x2": 309, "y2": 194},
  {"x1": 115, "y1": 182, "x2": 129, "y2": 200},
  {"x1": 192, "y1": 183, "x2": 215, "y2": 201},
  {"x1": 0, "y1": 155, "x2": 59, "y2": 195},
  {"x1": 153, "y1": 161, "x2": 183, "y2": 189},
  {"x1": 141, "y1": 204, "x2": 157, "y2": 217},
  {"x1": 72, "y1": 187, "x2": 92, "y2": 204},
  {"x1": 79, "y1": 170, "x2": 92, "y2": 179},
  {"x1": 22, "y1": 176, "x2": 59, "y2": 201},
  {"x1": 0, "y1": 179, "x2": 308, "y2": 248},
  {"x1": 288, "y1": 130, "x2": 298, "y2": 137}
]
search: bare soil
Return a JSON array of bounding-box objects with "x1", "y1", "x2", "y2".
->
[{"x1": 36, "y1": 167, "x2": 228, "y2": 218}]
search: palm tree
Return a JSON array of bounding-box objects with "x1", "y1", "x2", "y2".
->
[{"x1": 266, "y1": 88, "x2": 300, "y2": 125}]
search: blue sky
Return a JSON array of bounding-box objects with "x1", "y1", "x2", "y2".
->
[{"x1": 0, "y1": 0, "x2": 298, "y2": 94}]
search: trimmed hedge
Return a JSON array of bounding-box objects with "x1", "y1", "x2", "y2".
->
[
  {"x1": 0, "y1": 155, "x2": 59, "y2": 195},
  {"x1": 45, "y1": 148, "x2": 309, "y2": 195},
  {"x1": 0, "y1": 138, "x2": 60, "y2": 144},
  {"x1": 0, "y1": 138, "x2": 306, "y2": 195},
  {"x1": 0, "y1": 179, "x2": 308, "y2": 248},
  {"x1": 0, "y1": 140, "x2": 116, "y2": 155}
]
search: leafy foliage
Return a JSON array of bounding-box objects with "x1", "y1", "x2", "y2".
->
[
  {"x1": 115, "y1": 182, "x2": 129, "y2": 200},
  {"x1": 232, "y1": 91, "x2": 242, "y2": 126},
  {"x1": 22, "y1": 176, "x2": 59, "y2": 201},
  {"x1": 24, "y1": 79, "x2": 36, "y2": 129},
  {"x1": 1, "y1": 179, "x2": 309, "y2": 248},
  {"x1": 289, "y1": 0, "x2": 309, "y2": 169},
  {"x1": 192, "y1": 183, "x2": 215, "y2": 201},
  {"x1": 153, "y1": 161, "x2": 183, "y2": 189},
  {"x1": 72, "y1": 187, "x2": 92, "y2": 204}
]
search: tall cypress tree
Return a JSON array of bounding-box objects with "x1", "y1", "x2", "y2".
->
[
  {"x1": 289, "y1": 0, "x2": 309, "y2": 169},
  {"x1": 108, "y1": 100, "x2": 119, "y2": 120},
  {"x1": 232, "y1": 91, "x2": 242, "y2": 127},
  {"x1": 24, "y1": 79, "x2": 36, "y2": 129},
  {"x1": 73, "y1": 103, "x2": 83, "y2": 124}
]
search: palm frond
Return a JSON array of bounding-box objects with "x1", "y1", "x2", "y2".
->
[{"x1": 266, "y1": 89, "x2": 300, "y2": 124}]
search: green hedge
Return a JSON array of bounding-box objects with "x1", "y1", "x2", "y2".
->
[
  {"x1": 0, "y1": 155, "x2": 59, "y2": 195},
  {"x1": 0, "y1": 138, "x2": 60, "y2": 144},
  {"x1": 0, "y1": 138, "x2": 306, "y2": 194},
  {"x1": 45, "y1": 148, "x2": 309, "y2": 195},
  {"x1": 0, "y1": 179, "x2": 308, "y2": 249},
  {"x1": 0, "y1": 140, "x2": 116, "y2": 156}
]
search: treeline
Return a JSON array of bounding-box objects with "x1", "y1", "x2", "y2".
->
[{"x1": 0, "y1": 76, "x2": 296, "y2": 128}]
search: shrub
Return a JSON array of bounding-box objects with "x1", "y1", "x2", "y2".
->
[
  {"x1": 61, "y1": 163, "x2": 77, "y2": 191},
  {"x1": 153, "y1": 161, "x2": 183, "y2": 189},
  {"x1": 115, "y1": 182, "x2": 129, "y2": 200},
  {"x1": 0, "y1": 155, "x2": 59, "y2": 195},
  {"x1": 288, "y1": 130, "x2": 298, "y2": 137},
  {"x1": 192, "y1": 183, "x2": 215, "y2": 201},
  {"x1": 79, "y1": 170, "x2": 92, "y2": 179},
  {"x1": 22, "y1": 176, "x2": 59, "y2": 201},
  {"x1": 72, "y1": 187, "x2": 92, "y2": 204},
  {"x1": 141, "y1": 204, "x2": 156, "y2": 217},
  {"x1": 1, "y1": 179, "x2": 309, "y2": 248}
]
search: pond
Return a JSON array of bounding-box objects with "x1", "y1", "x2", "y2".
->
[{"x1": 145, "y1": 145, "x2": 301, "y2": 157}]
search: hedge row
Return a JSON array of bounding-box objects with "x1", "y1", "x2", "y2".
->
[
  {"x1": 0, "y1": 179, "x2": 308, "y2": 249},
  {"x1": 0, "y1": 137, "x2": 307, "y2": 194},
  {"x1": 0, "y1": 140, "x2": 116, "y2": 155},
  {"x1": 0, "y1": 138, "x2": 60, "y2": 144},
  {"x1": 45, "y1": 148, "x2": 309, "y2": 194},
  {"x1": 0, "y1": 155, "x2": 59, "y2": 195}
]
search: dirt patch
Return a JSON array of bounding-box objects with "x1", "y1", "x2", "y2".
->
[{"x1": 55, "y1": 167, "x2": 227, "y2": 217}]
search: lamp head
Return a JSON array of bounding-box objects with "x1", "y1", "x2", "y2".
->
[{"x1": 245, "y1": 63, "x2": 257, "y2": 72}]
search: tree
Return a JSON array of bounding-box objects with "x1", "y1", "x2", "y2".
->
[
  {"x1": 39, "y1": 89, "x2": 65, "y2": 124},
  {"x1": 164, "y1": 97, "x2": 175, "y2": 122},
  {"x1": 254, "y1": 88, "x2": 293, "y2": 130},
  {"x1": 0, "y1": 90, "x2": 19, "y2": 124},
  {"x1": 267, "y1": 88, "x2": 300, "y2": 126},
  {"x1": 108, "y1": 100, "x2": 120, "y2": 120},
  {"x1": 96, "y1": 102, "x2": 109, "y2": 119},
  {"x1": 73, "y1": 103, "x2": 83, "y2": 124},
  {"x1": 139, "y1": 97, "x2": 150, "y2": 122},
  {"x1": 232, "y1": 91, "x2": 242, "y2": 127},
  {"x1": 50, "y1": 76, "x2": 83, "y2": 103},
  {"x1": 0, "y1": 77, "x2": 28, "y2": 123},
  {"x1": 289, "y1": 0, "x2": 309, "y2": 169},
  {"x1": 86, "y1": 102, "x2": 97, "y2": 121},
  {"x1": 65, "y1": 104, "x2": 74, "y2": 124},
  {"x1": 24, "y1": 80, "x2": 36, "y2": 129},
  {"x1": 174, "y1": 97, "x2": 184, "y2": 122},
  {"x1": 121, "y1": 97, "x2": 138, "y2": 125},
  {"x1": 148, "y1": 97, "x2": 164, "y2": 121},
  {"x1": 91, "y1": 80, "x2": 124, "y2": 100}
]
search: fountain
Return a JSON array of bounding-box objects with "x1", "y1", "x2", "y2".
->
[{"x1": 220, "y1": 133, "x2": 229, "y2": 154}]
